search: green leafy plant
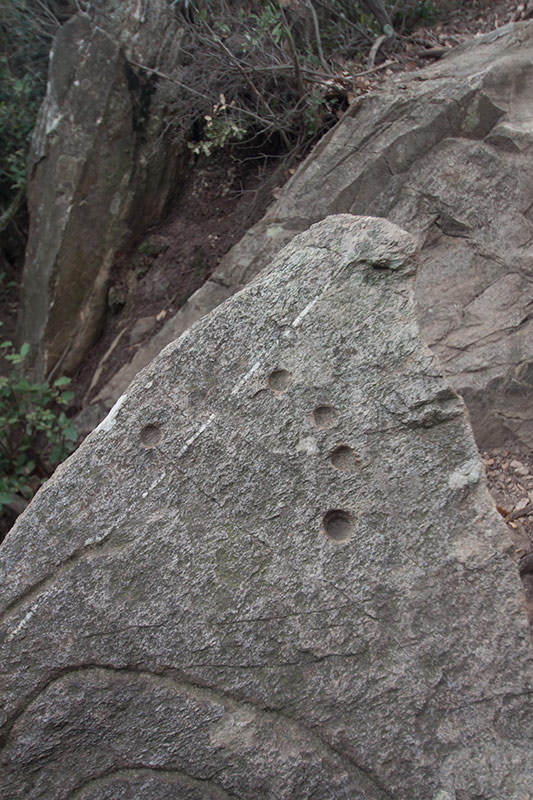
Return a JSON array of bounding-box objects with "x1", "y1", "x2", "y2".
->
[
  {"x1": 188, "y1": 93, "x2": 247, "y2": 156},
  {"x1": 0, "y1": 340, "x2": 78, "y2": 512},
  {"x1": 249, "y1": 2, "x2": 286, "y2": 45},
  {"x1": 0, "y1": 57, "x2": 43, "y2": 236},
  {"x1": 0, "y1": 65, "x2": 39, "y2": 192}
]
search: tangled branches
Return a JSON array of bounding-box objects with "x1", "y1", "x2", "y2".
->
[{"x1": 166, "y1": 0, "x2": 386, "y2": 161}]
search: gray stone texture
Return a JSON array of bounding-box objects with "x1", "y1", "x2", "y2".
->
[
  {"x1": 17, "y1": 0, "x2": 185, "y2": 377},
  {"x1": 1, "y1": 216, "x2": 531, "y2": 799},
  {"x1": 96, "y1": 22, "x2": 533, "y2": 449}
]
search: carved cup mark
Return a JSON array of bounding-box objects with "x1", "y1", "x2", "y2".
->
[
  {"x1": 140, "y1": 424, "x2": 162, "y2": 448},
  {"x1": 267, "y1": 369, "x2": 293, "y2": 393},
  {"x1": 312, "y1": 405, "x2": 339, "y2": 429},
  {"x1": 330, "y1": 445, "x2": 359, "y2": 472},
  {"x1": 322, "y1": 509, "x2": 355, "y2": 542}
]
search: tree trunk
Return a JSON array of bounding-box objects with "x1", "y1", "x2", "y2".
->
[{"x1": 359, "y1": 0, "x2": 393, "y2": 32}]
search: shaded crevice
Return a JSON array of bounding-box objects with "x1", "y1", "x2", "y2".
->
[
  {"x1": 447, "y1": 688, "x2": 533, "y2": 715},
  {"x1": 440, "y1": 313, "x2": 533, "y2": 357},
  {"x1": 124, "y1": 61, "x2": 158, "y2": 134},
  {"x1": 216, "y1": 603, "x2": 356, "y2": 626},
  {"x1": 67, "y1": 766, "x2": 237, "y2": 800}
]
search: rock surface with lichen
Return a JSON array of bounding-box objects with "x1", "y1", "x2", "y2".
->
[{"x1": 1, "y1": 215, "x2": 532, "y2": 799}]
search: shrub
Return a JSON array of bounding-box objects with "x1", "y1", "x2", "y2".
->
[
  {"x1": 0, "y1": 59, "x2": 41, "y2": 200},
  {"x1": 170, "y1": 0, "x2": 376, "y2": 162},
  {"x1": 171, "y1": 0, "x2": 449, "y2": 161},
  {"x1": 0, "y1": 339, "x2": 78, "y2": 513}
]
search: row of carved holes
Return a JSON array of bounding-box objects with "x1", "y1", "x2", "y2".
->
[
  {"x1": 139, "y1": 369, "x2": 358, "y2": 541},
  {"x1": 268, "y1": 370, "x2": 358, "y2": 542}
]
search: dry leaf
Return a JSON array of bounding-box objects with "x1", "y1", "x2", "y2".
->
[
  {"x1": 515, "y1": 497, "x2": 531, "y2": 511},
  {"x1": 156, "y1": 310, "x2": 167, "y2": 321}
]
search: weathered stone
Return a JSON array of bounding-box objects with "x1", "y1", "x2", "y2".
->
[
  {"x1": 17, "y1": 1, "x2": 186, "y2": 377},
  {"x1": 94, "y1": 280, "x2": 234, "y2": 409},
  {"x1": 97, "y1": 22, "x2": 533, "y2": 448},
  {"x1": 1, "y1": 216, "x2": 531, "y2": 799},
  {"x1": 129, "y1": 315, "x2": 157, "y2": 344},
  {"x1": 72, "y1": 401, "x2": 109, "y2": 437}
]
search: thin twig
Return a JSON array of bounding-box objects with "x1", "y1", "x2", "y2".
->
[
  {"x1": 305, "y1": 0, "x2": 331, "y2": 74},
  {"x1": 203, "y1": 21, "x2": 262, "y2": 101},
  {"x1": 276, "y1": 0, "x2": 305, "y2": 98},
  {"x1": 0, "y1": 184, "x2": 25, "y2": 234},
  {"x1": 33, "y1": 0, "x2": 59, "y2": 24},
  {"x1": 130, "y1": 60, "x2": 288, "y2": 133},
  {"x1": 46, "y1": 339, "x2": 72, "y2": 383},
  {"x1": 352, "y1": 59, "x2": 396, "y2": 78},
  {"x1": 238, "y1": 61, "x2": 392, "y2": 84},
  {"x1": 128, "y1": 60, "x2": 212, "y2": 103},
  {"x1": 509, "y1": 503, "x2": 533, "y2": 522},
  {"x1": 409, "y1": 35, "x2": 440, "y2": 48},
  {"x1": 416, "y1": 47, "x2": 447, "y2": 59},
  {"x1": 367, "y1": 34, "x2": 387, "y2": 70},
  {"x1": 202, "y1": 23, "x2": 281, "y2": 124}
]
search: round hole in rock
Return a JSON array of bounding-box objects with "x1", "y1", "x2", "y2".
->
[
  {"x1": 140, "y1": 424, "x2": 162, "y2": 448},
  {"x1": 312, "y1": 405, "x2": 339, "y2": 429},
  {"x1": 267, "y1": 369, "x2": 293, "y2": 393},
  {"x1": 330, "y1": 445, "x2": 359, "y2": 472},
  {"x1": 322, "y1": 509, "x2": 355, "y2": 542}
]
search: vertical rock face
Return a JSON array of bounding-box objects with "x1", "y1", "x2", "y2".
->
[
  {"x1": 17, "y1": 0, "x2": 185, "y2": 377},
  {"x1": 120, "y1": 23, "x2": 533, "y2": 449},
  {"x1": 1, "y1": 216, "x2": 531, "y2": 799}
]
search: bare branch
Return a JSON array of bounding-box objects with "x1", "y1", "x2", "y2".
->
[
  {"x1": 0, "y1": 185, "x2": 26, "y2": 235},
  {"x1": 359, "y1": 0, "x2": 393, "y2": 32},
  {"x1": 367, "y1": 33, "x2": 387, "y2": 69},
  {"x1": 305, "y1": 0, "x2": 331, "y2": 74}
]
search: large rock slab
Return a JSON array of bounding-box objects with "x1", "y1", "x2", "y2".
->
[
  {"x1": 17, "y1": 1, "x2": 185, "y2": 377},
  {"x1": 97, "y1": 23, "x2": 533, "y2": 449},
  {"x1": 1, "y1": 216, "x2": 531, "y2": 799}
]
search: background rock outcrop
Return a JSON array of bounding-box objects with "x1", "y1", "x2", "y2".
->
[
  {"x1": 97, "y1": 23, "x2": 533, "y2": 451},
  {"x1": 1, "y1": 216, "x2": 531, "y2": 799},
  {"x1": 17, "y1": 0, "x2": 185, "y2": 378}
]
